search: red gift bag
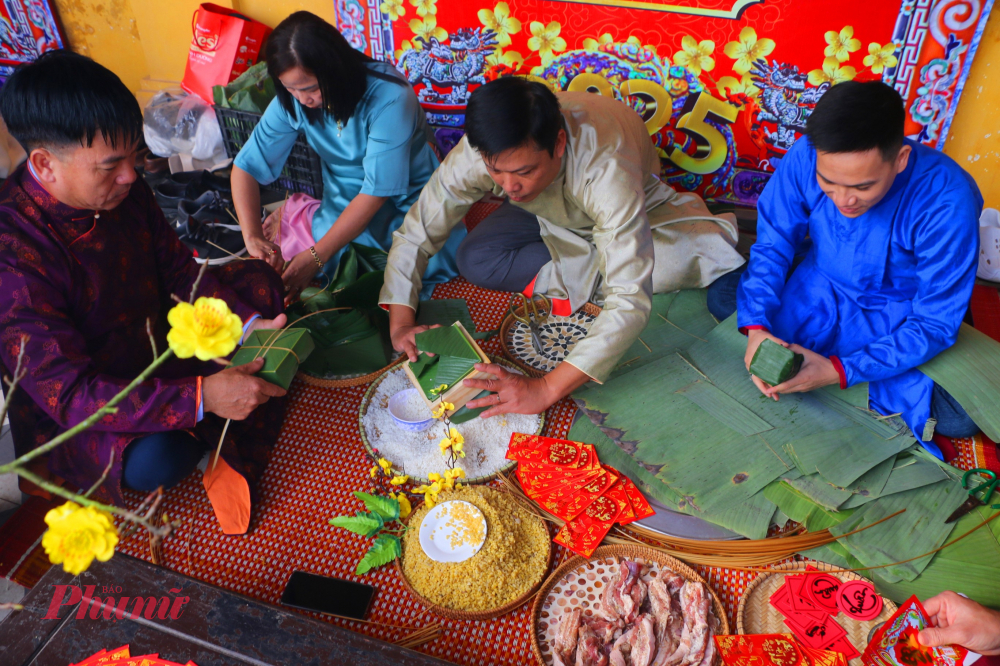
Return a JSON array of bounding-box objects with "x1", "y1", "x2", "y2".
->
[{"x1": 182, "y1": 3, "x2": 271, "y2": 103}]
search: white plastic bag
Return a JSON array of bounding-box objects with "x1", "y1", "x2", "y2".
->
[
  {"x1": 142, "y1": 90, "x2": 225, "y2": 163},
  {"x1": 979, "y1": 208, "x2": 1000, "y2": 282}
]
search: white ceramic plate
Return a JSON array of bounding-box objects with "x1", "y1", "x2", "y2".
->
[{"x1": 418, "y1": 500, "x2": 488, "y2": 563}]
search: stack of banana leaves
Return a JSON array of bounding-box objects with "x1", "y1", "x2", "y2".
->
[
  {"x1": 568, "y1": 289, "x2": 1000, "y2": 607},
  {"x1": 287, "y1": 244, "x2": 484, "y2": 379}
]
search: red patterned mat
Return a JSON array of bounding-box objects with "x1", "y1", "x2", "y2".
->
[{"x1": 6, "y1": 277, "x2": 991, "y2": 665}]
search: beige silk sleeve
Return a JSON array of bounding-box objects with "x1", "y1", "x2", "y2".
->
[
  {"x1": 561, "y1": 155, "x2": 654, "y2": 383},
  {"x1": 379, "y1": 137, "x2": 493, "y2": 310}
]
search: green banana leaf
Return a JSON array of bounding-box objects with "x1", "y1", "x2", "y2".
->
[
  {"x1": 415, "y1": 325, "x2": 480, "y2": 359},
  {"x1": 409, "y1": 324, "x2": 482, "y2": 400},
  {"x1": 840, "y1": 454, "x2": 949, "y2": 509},
  {"x1": 785, "y1": 426, "x2": 913, "y2": 487},
  {"x1": 417, "y1": 299, "x2": 477, "y2": 333},
  {"x1": 872, "y1": 504, "x2": 1000, "y2": 609},
  {"x1": 805, "y1": 388, "x2": 910, "y2": 440},
  {"x1": 844, "y1": 454, "x2": 897, "y2": 500},
  {"x1": 920, "y1": 323, "x2": 1000, "y2": 441},
  {"x1": 781, "y1": 473, "x2": 853, "y2": 511},
  {"x1": 676, "y1": 380, "x2": 774, "y2": 436},
  {"x1": 416, "y1": 299, "x2": 497, "y2": 340},
  {"x1": 288, "y1": 244, "x2": 393, "y2": 377},
  {"x1": 606, "y1": 290, "x2": 719, "y2": 381},
  {"x1": 449, "y1": 391, "x2": 490, "y2": 424},
  {"x1": 354, "y1": 243, "x2": 389, "y2": 273},
  {"x1": 829, "y1": 477, "x2": 967, "y2": 583},
  {"x1": 213, "y1": 61, "x2": 275, "y2": 113},
  {"x1": 568, "y1": 410, "x2": 686, "y2": 509}
]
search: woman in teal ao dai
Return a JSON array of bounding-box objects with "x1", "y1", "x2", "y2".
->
[{"x1": 231, "y1": 11, "x2": 464, "y2": 301}]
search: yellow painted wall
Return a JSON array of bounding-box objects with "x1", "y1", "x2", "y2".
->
[
  {"x1": 54, "y1": 0, "x2": 149, "y2": 92},
  {"x1": 944, "y1": 9, "x2": 1000, "y2": 209},
  {"x1": 52, "y1": 0, "x2": 322, "y2": 100}
]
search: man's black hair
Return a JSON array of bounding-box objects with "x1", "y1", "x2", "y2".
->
[
  {"x1": 804, "y1": 81, "x2": 905, "y2": 161},
  {"x1": 464, "y1": 77, "x2": 563, "y2": 162},
  {"x1": 265, "y1": 11, "x2": 401, "y2": 127},
  {"x1": 0, "y1": 50, "x2": 142, "y2": 154}
]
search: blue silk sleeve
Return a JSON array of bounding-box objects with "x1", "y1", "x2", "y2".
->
[
  {"x1": 736, "y1": 141, "x2": 812, "y2": 331},
  {"x1": 838, "y1": 190, "x2": 982, "y2": 385},
  {"x1": 361, "y1": 85, "x2": 421, "y2": 199}
]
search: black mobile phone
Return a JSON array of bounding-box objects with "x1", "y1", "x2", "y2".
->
[{"x1": 280, "y1": 571, "x2": 376, "y2": 620}]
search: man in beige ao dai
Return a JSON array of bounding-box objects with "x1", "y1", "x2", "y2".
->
[{"x1": 380, "y1": 77, "x2": 744, "y2": 416}]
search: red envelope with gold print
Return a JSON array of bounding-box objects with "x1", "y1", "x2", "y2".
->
[
  {"x1": 604, "y1": 477, "x2": 637, "y2": 524},
  {"x1": 714, "y1": 633, "x2": 810, "y2": 666},
  {"x1": 554, "y1": 493, "x2": 623, "y2": 557},
  {"x1": 506, "y1": 434, "x2": 582, "y2": 465},
  {"x1": 540, "y1": 467, "x2": 619, "y2": 521}
]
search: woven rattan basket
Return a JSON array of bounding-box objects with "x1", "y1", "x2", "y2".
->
[
  {"x1": 530, "y1": 544, "x2": 731, "y2": 666},
  {"x1": 500, "y1": 302, "x2": 603, "y2": 377},
  {"x1": 297, "y1": 352, "x2": 405, "y2": 388},
  {"x1": 395, "y1": 500, "x2": 554, "y2": 621},
  {"x1": 737, "y1": 561, "x2": 898, "y2": 666},
  {"x1": 357, "y1": 355, "x2": 546, "y2": 485}
]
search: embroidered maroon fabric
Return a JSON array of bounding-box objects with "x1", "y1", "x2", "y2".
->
[{"x1": 0, "y1": 165, "x2": 285, "y2": 506}]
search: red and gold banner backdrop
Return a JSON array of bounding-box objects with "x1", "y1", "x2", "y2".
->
[{"x1": 334, "y1": 0, "x2": 993, "y2": 205}]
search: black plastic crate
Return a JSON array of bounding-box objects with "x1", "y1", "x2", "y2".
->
[{"x1": 215, "y1": 105, "x2": 324, "y2": 199}]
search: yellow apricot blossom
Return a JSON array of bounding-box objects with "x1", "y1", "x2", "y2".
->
[
  {"x1": 583, "y1": 33, "x2": 613, "y2": 51},
  {"x1": 432, "y1": 401, "x2": 455, "y2": 419},
  {"x1": 528, "y1": 21, "x2": 566, "y2": 66},
  {"x1": 393, "y1": 492, "x2": 412, "y2": 519},
  {"x1": 486, "y1": 48, "x2": 524, "y2": 69},
  {"x1": 410, "y1": 17, "x2": 447, "y2": 45},
  {"x1": 380, "y1": 0, "x2": 404, "y2": 21},
  {"x1": 825, "y1": 26, "x2": 861, "y2": 63},
  {"x1": 167, "y1": 297, "x2": 242, "y2": 361},
  {"x1": 411, "y1": 0, "x2": 437, "y2": 18},
  {"x1": 716, "y1": 74, "x2": 761, "y2": 102},
  {"x1": 478, "y1": 3, "x2": 521, "y2": 48},
  {"x1": 673, "y1": 35, "x2": 715, "y2": 76},
  {"x1": 723, "y1": 27, "x2": 775, "y2": 75},
  {"x1": 809, "y1": 57, "x2": 857, "y2": 86},
  {"x1": 863, "y1": 42, "x2": 898, "y2": 74},
  {"x1": 42, "y1": 502, "x2": 119, "y2": 575}
]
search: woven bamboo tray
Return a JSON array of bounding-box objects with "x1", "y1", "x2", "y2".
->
[
  {"x1": 296, "y1": 352, "x2": 405, "y2": 388},
  {"x1": 500, "y1": 302, "x2": 602, "y2": 377},
  {"x1": 395, "y1": 499, "x2": 554, "y2": 621},
  {"x1": 737, "y1": 561, "x2": 898, "y2": 666},
  {"x1": 530, "y1": 544, "x2": 730, "y2": 666},
  {"x1": 357, "y1": 354, "x2": 546, "y2": 485}
]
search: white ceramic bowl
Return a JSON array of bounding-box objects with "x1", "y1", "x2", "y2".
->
[
  {"x1": 418, "y1": 500, "x2": 488, "y2": 563},
  {"x1": 388, "y1": 388, "x2": 435, "y2": 432}
]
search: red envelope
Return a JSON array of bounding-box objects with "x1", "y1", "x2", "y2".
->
[
  {"x1": 714, "y1": 634, "x2": 810, "y2": 666},
  {"x1": 824, "y1": 636, "x2": 860, "y2": 661},
  {"x1": 540, "y1": 467, "x2": 619, "y2": 521},
  {"x1": 605, "y1": 477, "x2": 637, "y2": 524},
  {"x1": 784, "y1": 614, "x2": 847, "y2": 651},
  {"x1": 771, "y1": 583, "x2": 827, "y2": 624},
  {"x1": 554, "y1": 493, "x2": 623, "y2": 557},
  {"x1": 506, "y1": 434, "x2": 583, "y2": 466},
  {"x1": 617, "y1": 474, "x2": 655, "y2": 519},
  {"x1": 787, "y1": 575, "x2": 822, "y2": 613}
]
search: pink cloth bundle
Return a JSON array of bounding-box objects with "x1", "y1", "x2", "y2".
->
[{"x1": 273, "y1": 193, "x2": 320, "y2": 258}]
